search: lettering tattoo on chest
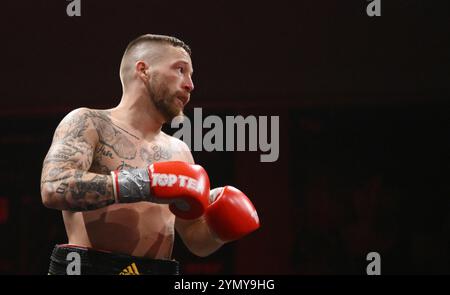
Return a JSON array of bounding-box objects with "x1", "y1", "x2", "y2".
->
[
  {"x1": 140, "y1": 145, "x2": 172, "y2": 165},
  {"x1": 88, "y1": 111, "x2": 138, "y2": 160},
  {"x1": 108, "y1": 144, "x2": 173, "y2": 172},
  {"x1": 91, "y1": 143, "x2": 114, "y2": 175},
  {"x1": 96, "y1": 144, "x2": 114, "y2": 159}
]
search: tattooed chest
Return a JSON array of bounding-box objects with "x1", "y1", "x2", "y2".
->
[
  {"x1": 84, "y1": 112, "x2": 175, "y2": 174},
  {"x1": 89, "y1": 142, "x2": 173, "y2": 175}
]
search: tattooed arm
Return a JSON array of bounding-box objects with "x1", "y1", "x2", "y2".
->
[{"x1": 40, "y1": 108, "x2": 115, "y2": 211}]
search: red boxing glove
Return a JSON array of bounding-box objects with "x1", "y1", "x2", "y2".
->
[
  {"x1": 150, "y1": 161, "x2": 210, "y2": 219},
  {"x1": 111, "y1": 161, "x2": 210, "y2": 219},
  {"x1": 205, "y1": 186, "x2": 260, "y2": 242}
]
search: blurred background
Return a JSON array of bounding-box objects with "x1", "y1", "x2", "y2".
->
[{"x1": 0, "y1": 0, "x2": 449, "y2": 274}]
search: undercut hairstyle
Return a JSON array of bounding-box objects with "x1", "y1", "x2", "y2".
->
[{"x1": 119, "y1": 34, "x2": 191, "y2": 86}]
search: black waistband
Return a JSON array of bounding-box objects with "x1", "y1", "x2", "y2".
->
[{"x1": 48, "y1": 244, "x2": 180, "y2": 275}]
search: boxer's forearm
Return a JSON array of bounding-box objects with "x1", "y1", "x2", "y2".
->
[
  {"x1": 41, "y1": 168, "x2": 115, "y2": 211},
  {"x1": 175, "y1": 217, "x2": 225, "y2": 257}
]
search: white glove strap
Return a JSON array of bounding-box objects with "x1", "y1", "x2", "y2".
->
[{"x1": 209, "y1": 187, "x2": 224, "y2": 204}]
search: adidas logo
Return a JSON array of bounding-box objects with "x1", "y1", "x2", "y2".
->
[{"x1": 119, "y1": 262, "x2": 140, "y2": 275}]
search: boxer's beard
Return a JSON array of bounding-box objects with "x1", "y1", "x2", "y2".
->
[{"x1": 148, "y1": 72, "x2": 184, "y2": 122}]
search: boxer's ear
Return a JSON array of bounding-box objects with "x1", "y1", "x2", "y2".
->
[{"x1": 136, "y1": 61, "x2": 150, "y2": 81}]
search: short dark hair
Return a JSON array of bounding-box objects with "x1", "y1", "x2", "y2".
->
[
  {"x1": 119, "y1": 34, "x2": 192, "y2": 86},
  {"x1": 123, "y1": 34, "x2": 191, "y2": 57}
]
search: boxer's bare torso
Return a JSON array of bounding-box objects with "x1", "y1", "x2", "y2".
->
[{"x1": 44, "y1": 107, "x2": 192, "y2": 259}]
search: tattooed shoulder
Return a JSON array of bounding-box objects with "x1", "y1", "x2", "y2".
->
[
  {"x1": 43, "y1": 108, "x2": 98, "y2": 172},
  {"x1": 52, "y1": 108, "x2": 95, "y2": 143},
  {"x1": 85, "y1": 110, "x2": 138, "y2": 161}
]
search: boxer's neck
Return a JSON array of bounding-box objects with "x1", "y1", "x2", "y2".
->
[{"x1": 112, "y1": 91, "x2": 163, "y2": 139}]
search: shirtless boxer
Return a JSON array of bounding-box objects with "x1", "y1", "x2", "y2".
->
[{"x1": 40, "y1": 34, "x2": 259, "y2": 275}]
